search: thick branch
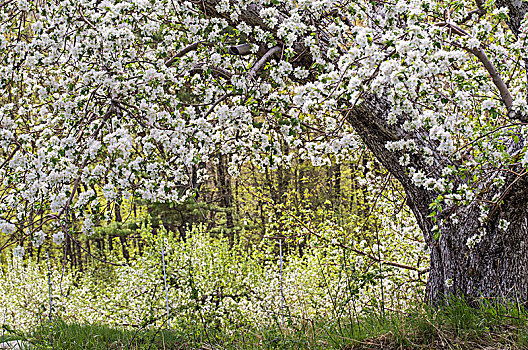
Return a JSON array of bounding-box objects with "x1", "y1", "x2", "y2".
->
[
  {"x1": 248, "y1": 46, "x2": 281, "y2": 78},
  {"x1": 227, "y1": 43, "x2": 252, "y2": 56},
  {"x1": 469, "y1": 47, "x2": 514, "y2": 110},
  {"x1": 468, "y1": 46, "x2": 526, "y2": 121},
  {"x1": 437, "y1": 22, "x2": 525, "y2": 121}
]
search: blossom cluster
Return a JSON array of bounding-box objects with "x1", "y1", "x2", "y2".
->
[{"x1": 0, "y1": 0, "x2": 526, "y2": 249}]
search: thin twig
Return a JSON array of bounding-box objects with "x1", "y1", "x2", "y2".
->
[
  {"x1": 0, "y1": 144, "x2": 20, "y2": 169},
  {"x1": 0, "y1": 0, "x2": 15, "y2": 9}
]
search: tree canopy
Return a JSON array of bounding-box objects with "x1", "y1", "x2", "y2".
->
[{"x1": 0, "y1": 0, "x2": 527, "y2": 304}]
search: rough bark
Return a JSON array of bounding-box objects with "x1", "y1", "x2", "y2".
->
[
  {"x1": 495, "y1": 0, "x2": 528, "y2": 37},
  {"x1": 428, "y1": 206, "x2": 528, "y2": 305}
]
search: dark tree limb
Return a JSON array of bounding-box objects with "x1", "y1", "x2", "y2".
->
[
  {"x1": 190, "y1": 64, "x2": 233, "y2": 81},
  {"x1": 0, "y1": 143, "x2": 20, "y2": 170},
  {"x1": 165, "y1": 41, "x2": 214, "y2": 67}
]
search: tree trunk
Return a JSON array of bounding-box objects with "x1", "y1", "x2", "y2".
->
[
  {"x1": 115, "y1": 203, "x2": 130, "y2": 261},
  {"x1": 86, "y1": 239, "x2": 91, "y2": 263},
  {"x1": 425, "y1": 168, "x2": 528, "y2": 305},
  {"x1": 217, "y1": 154, "x2": 234, "y2": 243},
  {"x1": 427, "y1": 209, "x2": 528, "y2": 305},
  {"x1": 333, "y1": 163, "x2": 341, "y2": 206},
  {"x1": 108, "y1": 233, "x2": 113, "y2": 254},
  {"x1": 76, "y1": 239, "x2": 83, "y2": 271},
  {"x1": 347, "y1": 93, "x2": 528, "y2": 304},
  {"x1": 65, "y1": 233, "x2": 74, "y2": 269}
]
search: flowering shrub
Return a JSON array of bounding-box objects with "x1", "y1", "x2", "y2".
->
[{"x1": 1, "y1": 220, "x2": 425, "y2": 334}]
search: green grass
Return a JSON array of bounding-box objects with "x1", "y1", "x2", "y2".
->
[
  {"x1": 3, "y1": 321, "x2": 186, "y2": 350},
  {"x1": 4, "y1": 299, "x2": 528, "y2": 349},
  {"x1": 342, "y1": 298, "x2": 528, "y2": 349}
]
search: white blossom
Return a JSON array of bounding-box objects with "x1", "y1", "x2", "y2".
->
[
  {"x1": 13, "y1": 246, "x2": 25, "y2": 258},
  {"x1": 32, "y1": 231, "x2": 46, "y2": 248},
  {"x1": 53, "y1": 231, "x2": 65, "y2": 245}
]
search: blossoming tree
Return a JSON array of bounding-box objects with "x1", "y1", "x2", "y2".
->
[{"x1": 0, "y1": 0, "x2": 527, "y2": 304}]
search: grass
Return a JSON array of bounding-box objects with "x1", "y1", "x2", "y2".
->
[
  {"x1": 3, "y1": 321, "x2": 186, "y2": 350},
  {"x1": 3, "y1": 299, "x2": 528, "y2": 349},
  {"x1": 344, "y1": 298, "x2": 528, "y2": 349}
]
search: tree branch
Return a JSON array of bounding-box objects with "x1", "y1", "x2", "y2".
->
[
  {"x1": 469, "y1": 47, "x2": 515, "y2": 110},
  {"x1": 457, "y1": 0, "x2": 487, "y2": 24},
  {"x1": 165, "y1": 41, "x2": 213, "y2": 67},
  {"x1": 190, "y1": 64, "x2": 233, "y2": 81},
  {"x1": 227, "y1": 43, "x2": 252, "y2": 56},
  {"x1": 248, "y1": 46, "x2": 281, "y2": 79},
  {"x1": 0, "y1": 0, "x2": 15, "y2": 9},
  {"x1": 0, "y1": 143, "x2": 20, "y2": 170},
  {"x1": 203, "y1": 93, "x2": 235, "y2": 119},
  {"x1": 437, "y1": 21, "x2": 525, "y2": 121}
]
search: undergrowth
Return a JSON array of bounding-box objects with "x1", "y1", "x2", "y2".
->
[{"x1": 3, "y1": 298, "x2": 527, "y2": 350}]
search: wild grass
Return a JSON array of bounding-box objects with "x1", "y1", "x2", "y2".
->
[
  {"x1": 3, "y1": 297, "x2": 527, "y2": 349},
  {"x1": 3, "y1": 321, "x2": 185, "y2": 350}
]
